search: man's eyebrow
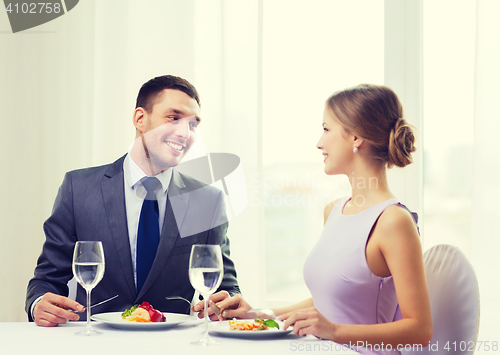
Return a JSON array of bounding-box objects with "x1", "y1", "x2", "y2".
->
[{"x1": 164, "y1": 108, "x2": 201, "y2": 122}]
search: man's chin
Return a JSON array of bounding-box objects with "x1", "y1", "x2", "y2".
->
[
  {"x1": 149, "y1": 150, "x2": 188, "y2": 173},
  {"x1": 153, "y1": 159, "x2": 182, "y2": 172}
]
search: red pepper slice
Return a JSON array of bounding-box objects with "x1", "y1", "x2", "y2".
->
[{"x1": 138, "y1": 302, "x2": 165, "y2": 322}]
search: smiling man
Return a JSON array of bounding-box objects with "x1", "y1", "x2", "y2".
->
[
  {"x1": 131, "y1": 85, "x2": 201, "y2": 175},
  {"x1": 25, "y1": 75, "x2": 240, "y2": 327}
]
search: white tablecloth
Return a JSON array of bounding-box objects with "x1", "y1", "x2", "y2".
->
[{"x1": 0, "y1": 320, "x2": 358, "y2": 355}]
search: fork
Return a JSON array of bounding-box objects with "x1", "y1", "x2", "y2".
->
[{"x1": 165, "y1": 296, "x2": 193, "y2": 306}]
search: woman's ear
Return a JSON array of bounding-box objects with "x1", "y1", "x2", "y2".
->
[{"x1": 353, "y1": 136, "x2": 365, "y2": 149}]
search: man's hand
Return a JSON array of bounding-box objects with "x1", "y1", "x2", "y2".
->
[
  {"x1": 191, "y1": 291, "x2": 231, "y2": 321},
  {"x1": 192, "y1": 292, "x2": 253, "y2": 321},
  {"x1": 33, "y1": 292, "x2": 85, "y2": 327}
]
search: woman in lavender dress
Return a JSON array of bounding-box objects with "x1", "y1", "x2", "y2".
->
[{"x1": 195, "y1": 84, "x2": 432, "y2": 354}]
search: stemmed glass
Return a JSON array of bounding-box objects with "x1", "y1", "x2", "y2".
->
[
  {"x1": 72, "y1": 241, "x2": 105, "y2": 336},
  {"x1": 188, "y1": 244, "x2": 223, "y2": 346}
]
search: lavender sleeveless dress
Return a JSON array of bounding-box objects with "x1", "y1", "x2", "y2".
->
[{"x1": 303, "y1": 196, "x2": 418, "y2": 355}]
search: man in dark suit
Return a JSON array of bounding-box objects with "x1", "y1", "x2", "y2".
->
[{"x1": 26, "y1": 75, "x2": 240, "y2": 326}]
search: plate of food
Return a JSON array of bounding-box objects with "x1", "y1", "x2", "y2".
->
[
  {"x1": 207, "y1": 319, "x2": 293, "y2": 339},
  {"x1": 91, "y1": 302, "x2": 193, "y2": 330}
]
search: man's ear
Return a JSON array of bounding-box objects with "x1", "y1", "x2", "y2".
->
[{"x1": 133, "y1": 107, "x2": 147, "y2": 134}]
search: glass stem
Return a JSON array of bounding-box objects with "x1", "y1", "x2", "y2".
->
[
  {"x1": 203, "y1": 295, "x2": 209, "y2": 340},
  {"x1": 86, "y1": 289, "x2": 91, "y2": 331}
]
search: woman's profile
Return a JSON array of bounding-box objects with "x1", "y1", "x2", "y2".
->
[{"x1": 194, "y1": 84, "x2": 432, "y2": 354}]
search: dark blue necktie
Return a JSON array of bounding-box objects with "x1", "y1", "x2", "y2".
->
[{"x1": 136, "y1": 177, "x2": 161, "y2": 294}]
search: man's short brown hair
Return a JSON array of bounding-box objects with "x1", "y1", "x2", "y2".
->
[{"x1": 135, "y1": 75, "x2": 200, "y2": 112}]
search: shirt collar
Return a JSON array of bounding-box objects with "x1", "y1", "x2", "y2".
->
[{"x1": 123, "y1": 153, "x2": 172, "y2": 193}]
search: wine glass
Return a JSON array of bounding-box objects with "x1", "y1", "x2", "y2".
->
[
  {"x1": 72, "y1": 241, "x2": 105, "y2": 336},
  {"x1": 188, "y1": 244, "x2": 223, "y2": 346}
]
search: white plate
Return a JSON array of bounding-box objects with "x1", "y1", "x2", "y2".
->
[
  {"x1": 208, "y1": 320, "x2": 292, "y2": 339},
  {"x1": 91, "y1": 312, "x2": 193, "y2": 330}
]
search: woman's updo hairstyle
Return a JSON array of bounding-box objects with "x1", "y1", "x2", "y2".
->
[{"x1": 326, "y1": 84, "x2": 416, "y2": 168}]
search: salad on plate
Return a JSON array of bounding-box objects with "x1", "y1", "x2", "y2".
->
[{"x1": 121, "y1": 302, "x2": 166, "y2": 323}]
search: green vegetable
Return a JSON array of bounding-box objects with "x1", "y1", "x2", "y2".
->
[
  {"x1": 256, "y1": 318, "x2": 280, "y2": 330},
  {"x1": 121, "y1": 304, "x2": 138, "y2": 318}
]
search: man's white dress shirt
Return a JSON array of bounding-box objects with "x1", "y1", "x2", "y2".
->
[{"x1": 123, "y1": 153, "x2": 172, "y2": 288}]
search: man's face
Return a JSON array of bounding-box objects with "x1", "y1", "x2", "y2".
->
[{"x1": 136, "y1": 89, "x2": 200, "y2": 173}]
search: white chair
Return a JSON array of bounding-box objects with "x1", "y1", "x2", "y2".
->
[{"x1": 401, "y1": 244, "x2": 480, "y2": 355}]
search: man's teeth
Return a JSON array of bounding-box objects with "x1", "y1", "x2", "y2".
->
[{"x1": 167, "y1": 142, "x2": 183, "y2": 151}]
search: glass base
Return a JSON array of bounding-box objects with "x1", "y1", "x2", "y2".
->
[
  {"x1": 191, "y1": 336, "x2": 220, "y2": 346},
  {"x1": 75, "y1": 328, "x2": 103, "y2": 336}
]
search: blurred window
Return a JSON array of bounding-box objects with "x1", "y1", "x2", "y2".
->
[
  {"x1": 422, "y1": 0, "x2": 475, "y2": 256},
  {"x1": 262, "y1": 0, "x2": 385, "y2": 305}
]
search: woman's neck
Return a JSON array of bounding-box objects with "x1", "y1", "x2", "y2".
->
[{"x1": 345, "y1": 164, "x2": 394, "y2": 213}]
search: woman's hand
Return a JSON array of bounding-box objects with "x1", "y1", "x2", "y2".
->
[{"x1": 280, "y1": 307, "x2": 338, "y2": 340}]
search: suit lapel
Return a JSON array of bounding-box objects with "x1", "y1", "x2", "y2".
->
[
  {"x1": 136, "y1": 168, "x2": 189, "y2": 300},
  {"x1": 102, "y1": 155, "x2": 137, "y2": 300}
]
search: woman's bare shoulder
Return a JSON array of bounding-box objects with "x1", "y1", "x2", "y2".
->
[
  {"x1": 378, "y1": 204, "x2": 416, "y2": 229},
  {"x1": 375, "y1": 204, "x2": 420, "y2": 248}
]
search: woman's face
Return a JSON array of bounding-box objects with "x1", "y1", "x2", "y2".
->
[{"x1": 316, "y1": 107, "x2": 355, "y2": 175}]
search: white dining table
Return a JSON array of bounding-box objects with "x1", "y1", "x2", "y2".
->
[{"x1": 0, "y1": 319, "x2": 358, "y2": 355}]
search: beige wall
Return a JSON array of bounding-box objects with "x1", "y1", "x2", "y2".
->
[
  {"x1": 0, "y1": 0, "x2": 199, "y2": 321},
  {"x1": 0, "y1": 0, "x2": 267, "y2": 322}
]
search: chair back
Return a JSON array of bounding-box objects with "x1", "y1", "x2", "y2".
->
[{"x1": 401, "y1": 244, "x2": 480, "y2": 355}]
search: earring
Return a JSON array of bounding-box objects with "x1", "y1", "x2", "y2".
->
[{"x1": 353, "y1": 147, "x2": 358, "y2": 153}]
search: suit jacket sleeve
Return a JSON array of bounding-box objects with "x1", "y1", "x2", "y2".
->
[
  {"x1": 25, "y1": 172, "x2": 76, "y2": 321},
  {"x1": 206, "y1": 189, "x2": 240, "y2": 297}
]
